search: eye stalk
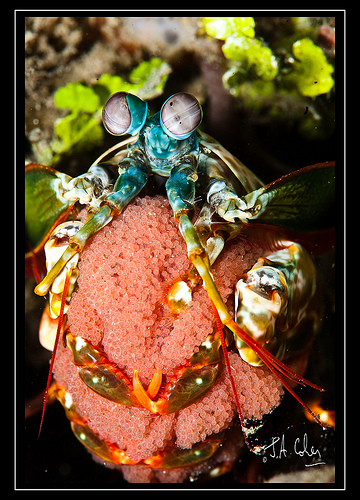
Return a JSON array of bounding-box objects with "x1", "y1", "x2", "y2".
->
[
  {"x1": 102, "y1": 92, "x2": 148, "y2": 136},
  {"x1": 160, "y1": 93, "x2": 202, "y2": 140}
]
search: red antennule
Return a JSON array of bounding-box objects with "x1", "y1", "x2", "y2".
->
[
  {"x1": 38, "y1": 267, "x2": 72, "y2": 439},
  {"x1": 210, "y1": 300, "x2": 326, "y2": 452}
]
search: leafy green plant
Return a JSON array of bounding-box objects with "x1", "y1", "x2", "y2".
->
[
  {"x1": 201, "y1": 17, "x2": 255, "y2": 39},
  {"x1": 201, "y1": 16, "x2": 333, "y2": 99},
  {"x1": 284, "y1": 38, "x2": 334, "y2": 97},
  {"x1": 200, "y1": 17, "x2": 335, "y2": 138},
  {"x1": 34, "y1": 58, "x2": 171, "y2": 166},
  {"x1": 201, "y1": 17, "x2": 279, "y2": 91}
]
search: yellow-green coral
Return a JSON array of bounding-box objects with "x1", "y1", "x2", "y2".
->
[
  {"x1": 202, "y1": 17, "x2": 278, "y2": 83},
  {"x1": 288, "y1": 38, "x2": 334, "y2": 97},
  {"x1": 222, "y1": 36, "x2": 279, "y2": 81},
  {"x1": 201, "y1": 17, "x2": 255, "y2": 40},
  {"x1": 200, "y1": 17, "x2": 334, "y2": 140},
  {"x1": 200, "y1": 17, "x2": 334, "y2": 100},
  {"x1": 55, "y1": 82, "x2": 100, "y2": 114}
]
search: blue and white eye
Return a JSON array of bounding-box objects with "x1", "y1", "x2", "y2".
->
[
  {"x1": 102, "y1": 92, "x2": 148, "y2": 136},
  {"x1": 160, "y1": 93, "x2": 202, "y2": 140}
]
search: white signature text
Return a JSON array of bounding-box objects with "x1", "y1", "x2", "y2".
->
[{"x1": 262, "y1": 433, "x2": 326, "y2": 467}]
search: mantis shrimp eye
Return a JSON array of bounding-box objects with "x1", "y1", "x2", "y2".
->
[
  {"x1": 160, "y1": 92, "x2": 202, "y2": 140},
  {"x1": 102, "y1": 92, "x2": 148, "y2": 136}
]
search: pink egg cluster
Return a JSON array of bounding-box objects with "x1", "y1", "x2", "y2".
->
[{"x1": 53, "y1": 195, "x2": 283, "y2": 483}]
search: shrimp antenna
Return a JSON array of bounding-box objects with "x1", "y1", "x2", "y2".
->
[
  {"x1": 210, "y1": 300, "x2": 254, "y2": 451},
  {"x1": 225, "y1": 317, "x2": 325, "y2": 428},
  {"x1": 210, "y1": 300, "x2": 326, "y2": 454}
]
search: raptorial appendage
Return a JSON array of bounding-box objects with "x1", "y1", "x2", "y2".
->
[
  {"x1": 34, "y1": 156, "x2": 148, "y2": 297},
  {"x1": 234, "y1": 243, "x2": 320, "y2": 366}
]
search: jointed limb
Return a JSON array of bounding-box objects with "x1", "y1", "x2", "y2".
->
[
  {"x1": 165, "y1": 159, "x2": 198, "y2": 219},
  {"x1": 177, "y1": 212, "x2": 325, "y2": 429},
  {"x1": 35, "y1": 157, "x2": 148, "y2": 296},
  {"x1": 204, "y1": 156, "x2": 252, "y2": 222},
  {"x1": 165, "y1": 159, "x2": 233, "y2": 323}
]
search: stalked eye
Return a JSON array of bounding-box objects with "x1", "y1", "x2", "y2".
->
[
  {"x1": 160, "y1": 93, "x2": 202, "y2": 140},
  {"x1": 102, "y1": 92, "x2": 148, "y2": 136}
]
